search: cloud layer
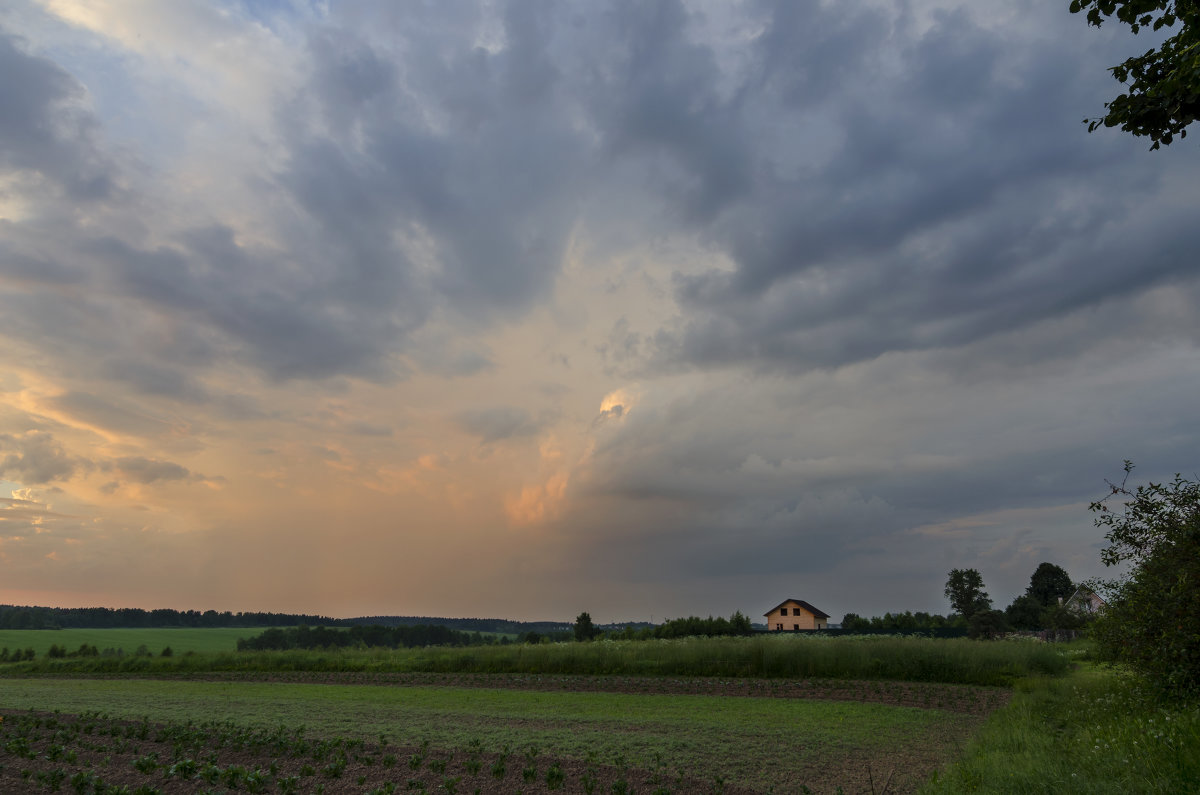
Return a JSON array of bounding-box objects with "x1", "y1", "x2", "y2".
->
[{"x1": 0, "y1": 0, "x2": 1197, "y2": 620}]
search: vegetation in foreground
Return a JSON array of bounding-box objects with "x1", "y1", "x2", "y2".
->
[
  {"x1": 1089, "y1": 463, "x2": 1200, "y2": 698},
  {"x1": 1, "y1": 633, "x2": 1069, "y2": 687},
  {"x1": 924, "y1": 664, "x2": 1200, "y2": 794}
]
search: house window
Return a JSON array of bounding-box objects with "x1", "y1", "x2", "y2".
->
[
  {"x1": 776, "y1": 623, "x2": 783, "y2": 630},
  {"x1": 793, "y1": 624, "x2": 799, "y2": 631},
  {"x1": 780, "y1": 607, "x2": 789, "y2": 616}
]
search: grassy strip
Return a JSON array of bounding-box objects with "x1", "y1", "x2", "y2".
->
[
  {"x1": 922, "y1": 667, "x2": 1200, "y2": 794},
  {"x1": 0, "y1": 634, "x2": 1069, "y2": 686},
  {"x1": 0, "y1": 627, "x2": 262, "y2": 657},
  {"x1": 0, "y1": 677, "x2": 978, "y2": 792}
]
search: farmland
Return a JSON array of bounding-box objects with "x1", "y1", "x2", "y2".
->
[
  {"x1": 2, "y1": 633, "x2": 1197, "y2": 793},
  {"x1": 1, "y1": 633, "x2": 1068, "y2": 686},
  {"x1": 0, "y1": 628, "x2": 260, "y2": 658}
]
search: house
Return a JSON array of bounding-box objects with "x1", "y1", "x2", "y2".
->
[
  {"x1": 764, "y1": 599, "x2": 829, "y2": 631},
  {"x1": 1064, "y1": 586, "x2": 1106, "y2": 615}
]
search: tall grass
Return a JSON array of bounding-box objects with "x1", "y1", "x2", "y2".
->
[
  {"x1": 922, "y1": 667, "x2": 1200, "y2": 793},
  {"x1": 0, "y1": 634, "x2": 1068, "y2": 686}
]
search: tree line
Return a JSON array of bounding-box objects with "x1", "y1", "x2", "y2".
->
[
  {"x1": 236, "y1": 624, "x2": 498, "y2": 651},
  {"x1": 0, "y1": 606, "x2": 342, "y2": 630},
  {"x1": 568, "y1": 611, "x2": 755, "y2": 642},
  {"x1": 940, "y1": 562, "x2": 1087, "y2": 640},
  {"x1": 0, "y1": 606, "x2": 575, "y2": 635}
]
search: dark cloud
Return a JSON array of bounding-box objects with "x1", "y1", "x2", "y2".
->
[
  {"x1": 594, "y1": 2, "x2": 1200, "y2": 375},
  {"x1": 3, "y1": 2, "x2": 1197, "y2": 395},
  {"x1": 110, "y1": 456, "x2": 193, "y2": 484},
  {"x1": 0, "y1": 30, "x2": 113, "y2": 200},
  {"x1": 0, "y1": 431, "x2": 87, "y2": 483}
]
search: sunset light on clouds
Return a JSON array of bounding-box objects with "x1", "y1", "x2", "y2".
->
[{"x1": 1, "y1": 0, "x2": 1198, "y2": 622}]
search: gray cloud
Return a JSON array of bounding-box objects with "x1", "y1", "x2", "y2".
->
[
  {"x1": 0, "y1": 30, "x2": 113, "y2": 200},
  {"x1": 109, "y1": 456, "x2": 194, "y2": 484},
  {"x1": 455, "y1": 406, "x2": 549, "y2": 444},
  {"x1": 0, "y1": 431, "x2": 87, "y2": 483}
]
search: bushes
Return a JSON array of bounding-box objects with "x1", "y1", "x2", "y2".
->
[
  {"x1": 1090, "y1": 464, "x2": 1200, "y2": 697},
  {"x1": 237, "y1": 624, "x2": 483, "y2": 652}
]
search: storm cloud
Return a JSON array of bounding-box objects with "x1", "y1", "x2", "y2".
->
[{"x1": 0, "y1": 1, "x2": 1196, "y2": 619}]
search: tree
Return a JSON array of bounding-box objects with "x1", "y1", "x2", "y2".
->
[
  {"x1": 1090, "y1": 462, "x2": 1200, "y2": 695},
  {"x1": 1026, "y1": 562, "x2": 1075, "y2": 607},
  {"x1": 1005, "y1": 594, "x2": 1046, "y2": 630},
  {"x1": 573, "y1": 611, "x2": 597, "y2": 642},
  {"x1": 1071, "y1": 1, "x2": 1200, "y2": 149},
  {"x1": 944, "y1": 568, "x2": 992, "y2": 622},
  {"x1": 967, "y1": 609, "x2": 1010, "y2": 640}
]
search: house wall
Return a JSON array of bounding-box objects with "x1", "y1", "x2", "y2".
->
[{"x1": 764, "y1": 601, "x2": 827, "y2": 631}]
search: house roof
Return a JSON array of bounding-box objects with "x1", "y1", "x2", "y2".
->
[
  {"x1": 764, "y1": 599, "x2": 830, "y2": 619},
  {"x1": 1065, "y1": 586, "x2": 1106, "y2": 609}
]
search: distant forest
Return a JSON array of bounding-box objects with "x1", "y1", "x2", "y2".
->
[
  {"x1": 0, "y1": 604, "x2": 573, "y2": 634},
  {"x1": 238, "y1": 624, "x2": 485, "y2": 651}
]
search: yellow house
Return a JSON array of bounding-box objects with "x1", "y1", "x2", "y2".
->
[{"x1": 764, "y1": 599, "x2": 829, "y2": 631}]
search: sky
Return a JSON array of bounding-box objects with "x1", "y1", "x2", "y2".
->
[{"x1": 0, "y1": 0, "x2": 1198, "y2": 624}]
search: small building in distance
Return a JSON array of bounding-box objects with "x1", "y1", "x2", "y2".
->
[
  {"x1": 1064, "y1": 586, "x2": 1106, "y2": 616},
  {"x1": 764, "y1": 599, "x2": 829, "y2": 631}
]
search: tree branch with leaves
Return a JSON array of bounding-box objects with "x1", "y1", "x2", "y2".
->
[{"x1": 1071, "y1": 1, "x2": 1200, "y2": 148}]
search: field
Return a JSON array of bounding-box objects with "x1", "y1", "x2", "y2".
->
[
  {"x1": 0, "y1": 633, "x2": 1069, "y2": 686},
  {"x1": 2, "y1": 633, "x2": 1197, "y2": 793},
  {"x1": 0, "y1": 628, "x2": 261, "y2": 657}
]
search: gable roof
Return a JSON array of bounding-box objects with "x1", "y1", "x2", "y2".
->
[
  {"x1": 1065, "y1": 586, "x2": 1106, "y2": 611},
  {"x1": 764, "y1": 599, "x2": 830, "y2": 619}
]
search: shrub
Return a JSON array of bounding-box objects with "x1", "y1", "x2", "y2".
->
[{"x1": 1090, "y1": 463, "x2": 1200, "y2": 696}]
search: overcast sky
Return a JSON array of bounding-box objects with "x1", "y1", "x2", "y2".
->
[{"x1": 1, "y1": 0, "x2": 1197, "y2": 623}]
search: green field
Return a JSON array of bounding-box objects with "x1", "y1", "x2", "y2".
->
[
  {"x1": 0, "y1": 627, "x2": 263, "y2": 657},
  {"x1": 0, "y1": 676, "x2": 975, "y2": 792},
  {"x1": 0, "y1": 632, "x2": 1069, "y2": 686}
]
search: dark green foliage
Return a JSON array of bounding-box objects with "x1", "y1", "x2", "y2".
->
[
  {"x1": 647, "y1": 612, "x2": 755, "y2": 639},
  {"x1": 573, "y1": 612, "x2": 597, "y2": 642},
  {"x1": 1004, "y1": 595, "x2": 1045, "y2": 631},
  {"x1": 1026, "y1": 562, "x2": 1075, "y2": 607},
  {"x1": 1005, "y1": 563, "x2": 1078, "y2": 630},
  {"x1": 1070, "y1": 1, "x2": 1200, "y2": 149},
  {"x1": 237, "y1": 624, "x2": 484, "y2": 651},
  {"x1": 944, "y1": 568, "x2": 992, "y2": 622},
  {"x1": 967, "y1": 610, "x2": 1010, "y2": 640},
  {"x1": 840, "y1": 612, "x2": 963, "y2": 633},
  {"x1": 1090, "y1": 462, "x2": 1200, "y2": 695}
]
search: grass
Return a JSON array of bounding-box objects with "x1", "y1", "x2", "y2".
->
[
  {"x1": 0, "y1": 676, "x2": 978, "y2": 791},
  {"x1": 923, "y1": 664, "x2": 1200, "y2": 794},
  {"x1": 1, "y1": 633, "x2": 1070, "y2": 686},
  {"x1": 0, "y1": 627, "x2": 262, "y2": 657}
]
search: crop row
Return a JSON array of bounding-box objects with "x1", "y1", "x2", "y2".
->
[{"x1": 0, "y1": 710, "x2": 734, "y2": 794}]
